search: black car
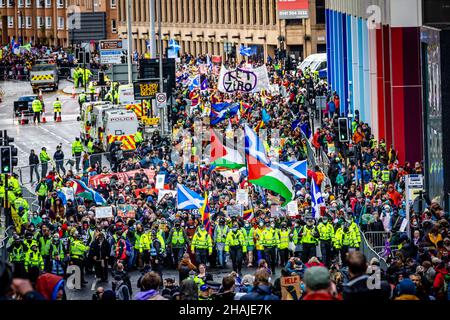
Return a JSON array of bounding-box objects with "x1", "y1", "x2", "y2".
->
[{"x1": 14, "y1": 95, "x2": 39, "y2": 117}]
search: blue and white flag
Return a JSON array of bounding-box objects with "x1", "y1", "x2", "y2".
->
[
  {"x1": 188, "y1": 76, "x2": 200, "y2": 91},
  {"x1": 240, "y1": 45, "x2": 252, "y2": 57},
  {"x1": 278, "y1": 160, "x2": 307, "y2": 180},
  {"x1": 261, "y1": 108, "x2": 271, "y2": 124},
  {"x1": 168, "y1": 38, "x2": 181, "y2": 53},
  {"x1": 310, "y1": 178, "x2": 324, "y2": 218},
  {"x1": 211, "y1": 102, "x2": 231, "y2": 112},
  {"x1": 177, "y1": 184, "x2": 205, "y2": 210},
  {"x1": 146, "y1": 40, "x2": 151, "y2": 49},
  {"x1": 210, "y1": 103, "x2": 239, "y2": 125},
  {"x1": 200, "y1": 78, "x2": 208, "y2": 91},
  {"x1": 300, "y1": 122, "x2": 312, "y2": 140}
]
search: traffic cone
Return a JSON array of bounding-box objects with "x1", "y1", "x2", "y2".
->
[
  {"x1": 38, "y1": 89, "x2": 43, "y2": 100},
  {"x1": 56, "y1": 114, "x2": 62, "y2": 122},
  {"x1": 72, "y1": 87, "x2": 76, "y2": 99},
  {"x1": 41, "y1": 111, "x2": 47, "y2": 124},
  {"x1": 20, "y1": 111, "x2": 26, "y2": 125}
]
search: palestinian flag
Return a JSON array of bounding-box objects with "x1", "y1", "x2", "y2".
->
[
  {"x1": 71, "y1": 179, "x2": 106, "y2": 205},
  {"x1": 244, "y1": 125, "x2": 294, "y2": 205},
  {"x1": 210, "y1": 129, "x2": 245, "y2": 170}
]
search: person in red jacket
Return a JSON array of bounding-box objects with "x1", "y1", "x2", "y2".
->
[
  {"x1": 432, "y1": 260, "x2": 449, "y2": 300},
  {"x1": 387, "y1": 184, "x2": 402, "y2": 207},
  {"x1": 302, "y1": 266, "x2": 342, "y2": 300}
]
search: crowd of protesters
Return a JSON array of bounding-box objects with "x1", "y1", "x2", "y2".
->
[{"x1": 0, "y1": 51, "x2": 449, "y2": 301}]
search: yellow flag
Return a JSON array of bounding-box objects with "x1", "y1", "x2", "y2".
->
[{"x1": 10, "y1": 206, "x2": 22, "y2": 234}]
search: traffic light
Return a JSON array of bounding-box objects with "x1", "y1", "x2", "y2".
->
[
  {"x1": 338, "y1": 117, "x2": 349, "y2": 142},
  {"x1": 0, "y1": 146, "x2": 12, "y2": 174}
]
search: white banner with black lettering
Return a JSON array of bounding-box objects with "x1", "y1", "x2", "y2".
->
[{"x1": 218, "y1": 65, "x2": 270, "y2": 93}]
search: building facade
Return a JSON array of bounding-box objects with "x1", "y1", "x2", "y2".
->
[
  {"x1": 325, "y1": 0, "x2": 423, "y2": 166},
  {"x1": 0, "y1": 0, "x2": 118, "y2": 46},
  {"x1": 117, "y1": 0, "x2": 326, "y2": 61}
]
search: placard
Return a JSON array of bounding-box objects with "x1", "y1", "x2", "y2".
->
[
  {"x1": 117, "y1": 204, "x2": 137, "y2": 219},
  {"x1": 236, "y1": 189, "x2": 249, "y2": 206},
  {"x1": 218, "y1": 65, "x2": 270, "y2": 93},
  {"x1": 281, "y1": 275, "x2": 302, "y2": 300},
  {"x1": 270, "y1": 205, "x2": 282, "y2": 217},
  {"x1": 158, "y1": 190, "x2": 177, "y2": 202},
  {"x1": 95, "y1": 206, "x2": 113, "y2": 219},
  {"x1": 287, "y1": 200, "x2": 299, "y2": 217},
  {"x1": 399, "y1": 218, "x2": 408, "y2": 232},
  {"x1": 155, "y1": 174, "x2": 165, "y2": 190},
  {"x1": 227, "y1": 204, "x2": 243, "y2": 217}
]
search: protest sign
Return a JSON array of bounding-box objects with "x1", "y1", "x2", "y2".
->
[
  {"x1": 236, "y1": 189, "x2": 249, "y2": 206},
  {"x1": 270, "y1": 205, "x2": 282, "y2": 217},
  {"x1": 281, "y1": 276, "x2": 302, "y2": 300},
  {"x1": 218, "y1": 65, "x2": 270, "y2": 93},
  {"x1": 155, "y1": 174, "x2": 165, "y2": 190},
  {"x1": 287, "y1": 200, "x2": 299, "y2": 217},
  {"x1": 117, "y1": 204, "x2": 137, "y2": 219},
  {"x1": 89, "y1": 169, "x2": 155, "y2": 187},
  {"x1": 158, "y1": 190, "x2": 177, "y2": 202},
  {"x1": 227, "y1": 205, "x2": 243, "y2": 217},
  {"x1": 95, "y1": 206, "x2": 113, "y2": 219}
]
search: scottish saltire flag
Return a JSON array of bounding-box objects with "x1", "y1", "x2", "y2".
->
[
  {"x1": 176, "y1": 73, "x2": 189, "y2": 83},
  {"x1": 176, "y1": 184, "x2": 205, "y2": 209},
  {"x1": 168, "y1": 38, "x2": 181, "y2": 53},
  {"x1": 72, "y1": 179, "x2": 106, "y2": 205},
  {"x1": 300, "y1": 122, "x2": 312, "y2": 140},
  {"x1": 210, "y1": 103, "x2": 239, "y2": 125},
  {"x1": 310, "y1": 178, "x2": 324, "y2": 218},
  {"x1": 240, "y1": 45, "x2": 252, "y2": 57},
  {"x1": 244, "y1": 124, "x2": 271, "y2": 165},
  {"x1": 200, "y1": 192, "x2": 212, "y2": 235},
  {"x1": 188, "y1": 76, "x2": 200, "y2": 91},
  {"x1": 277, "y1": 160, "x2": 308, "y2": 180},
  {"x1": 211, "y1": 102, "x2": 231, "y2": 112},
  {"x1": 146, "y1": 40, "x2": 151, "y2": 49},
  {"x1": 291, "y1": 119, "x2": 301, "y2": 131},
  {"x1": 56, "y1": 190, "x2": 67, "y2": 205}
]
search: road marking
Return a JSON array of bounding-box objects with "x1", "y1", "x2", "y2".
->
[{"x1": 37, "y1": 125, "x2": 71, "y2": 144}]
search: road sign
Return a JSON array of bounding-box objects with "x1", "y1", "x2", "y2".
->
[
  {"x1": 156, "y1": 92, "x2": 167, "y2": 107},
  {"x1": 99, "y1": 39, "x2": 128, "y2": 64},
  {"x1": 133, "y1": 79, "x2": 160, "y2": 100},
  {"x1": 104, "y1": 63, "x2": 139, "y2": 83}
]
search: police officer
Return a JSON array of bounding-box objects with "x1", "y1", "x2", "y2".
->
[
  {"x1": 53, "y1": 145, "x2": 66, "y2": 176},
  {"x1": 88, "y1": 81, "x2": 96, "y2": 101},
  {"x1": 345, "y1": 214, "x2": 361, "y2": 250},
  {"x1": 278, "y1": 222, "x2": 290, "y2": 267},
  {"x1": 38, "y1": 225, "x2": 52, "y2": 272},
  {"x1": 72, "y1": 137, "x2": 84, "y2": 172},
  {"x1": 8, "y1": 234, "x2": 25, "y2": 278},
  {"x1": 32, "y1": 96, "x2": 43, "y2": 124},
  {"x1": 78, "y1": 91, "x2": 87, "y2": 113},
  {"x1": 381, "y1": 166, "x2": 391, "y2": 184},
  {"x1": 39, "y1": 147, "x2": 50, "y2": 179},
  {"x1": 167, "y1": 219, "x2": 189, "y2": 268},
  {"x1": 149, "y1": 229, "x2": 165, "y2": 278},
  {"x1": 49, "y1": 233, "x2": 66, "y2": 276},
  {"x1": 191, "y1": 224, "x2": 212, "y2": 266},
  {"x1": 300, "y1": 215, "x2": 319, "y2": 263},
  {"x1": 35, "y1": 178, "x2": 48, "y2": 210},
  {"x1": 53, "y1": 97, "x2": 62, "y2": 121},
  {"x1": 317, "y1": 214, "x2": 335, "y2": 266},
  {"x1": 25, "y1": 243, "x2": 44, "y2": 283},
  {"x1": 333, "y1": 219, "x2": 355, "y2": 266},
  {"x1": 291, "y1": 220, "x2": 303, "y2": 258},
  {"x1": 69, "y1": 231, "x2": 89, "y2": 286},
  {"x1": 242, "y1": 220, "x2": 255, "y2": 267},
  {"x1": 224, "y1": 223, "x2": 247, "y2": 274},
  {"x1": 261, "y1": 221, "x2": 279, "y2": 274},
  {"x1": 214, "y1": 218, "x2": 229, "y2": 268},
  {"x1": 134, "y1": 128, "x2": 143, "y2": 148}
]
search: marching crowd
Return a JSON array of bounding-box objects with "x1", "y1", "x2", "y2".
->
[{"x1": 0, "y1": 51, "x2": 449, "y2": 301}]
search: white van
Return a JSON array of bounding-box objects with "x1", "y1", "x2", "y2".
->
[{"x1": 299, "y1": 53, "x2": 327, "y2": 74}]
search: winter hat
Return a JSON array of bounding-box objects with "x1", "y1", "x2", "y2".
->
[
  {"x1": 303, "y1": 266, "x2": 330, "y2": 291},
  {"x1": 398, "y1": 279, "x2": 416, "y2": 295}
]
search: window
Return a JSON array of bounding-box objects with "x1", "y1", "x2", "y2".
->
[
  {"x1": 36, "y1": 0, "x2": 43, "y2": 7},
  {"x1": 57, "y1": 0, "x2": 63, "y2": 7},
  {"x1": 57, "y1": 16, "x2": 64, "y2": 29},
  {"x1": 315, "y1": 0, "x2": 325, "y2": 24},
  {"x1": 7, "y1": 0, "x2": 13, "y2": 7},
  {"x1": 8, "y1": 16, "x2": 14, "y2": 28},
  {"x1": 110, "y1": 0, "x2": 116, "y2": 8},
  {"x1": 45, "y1": 16, "x2": 52, "y2": 28},
  {"x1": 18, "y1": 0, "x2": 24, "y2": 7},
  {"x1": 26, "y1": 0, "x2": 31, "y2": 6},
  {"x1": 111, "y1": 19, "x2": 117, "y2": 33},
  {"x1": 18, "y1": 15, "x2": 23, "y2": 28},
  {"x1": 37, "y1": 16, "x2": 43, "y2": 28},
  {"x1": 26, "y1": 16, "x2": 32, "y2": 28},
  {"x1": 0, "y1": 0, "x2": 4, "y2": 7},
  {"x1": 45, "y1": 0, "x2": 51, "y2": 8}
]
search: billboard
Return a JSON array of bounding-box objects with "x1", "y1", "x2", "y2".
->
[
  {"x1": 278, "y1": 0, "x2": 309, "y2": 19},
  {"x1": 99, "y1": 39, "x2": 128, "y2": 64}
]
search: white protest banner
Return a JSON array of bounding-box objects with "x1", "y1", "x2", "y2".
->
[
  {"x1": 236, "y1": 189, "x2": 249, "y2": 206},
  {"x1": 270, "y1": 205, "x2": 281, "y2": 217},
  {"x1": 399, "y1": 218, "x2": 408, "y2": 232},
  {"x1": 95, "y1": 206, "x2": 113, "y2": 219},
  {"x1": 218, "y1": 65, "x2": 270, "y2": 94},
  {"x1": 287, "y1": 200, "x2": 299, "y2": 217},
  {"x1": 227, "y1": 205, "x2": 243, "y2": 217},
  {"x1": 155, "y1": 174, "x2": 165, "y2": 190},
  {"x1": 158, "y1": 190, "x2": 177, "y2": 202}
]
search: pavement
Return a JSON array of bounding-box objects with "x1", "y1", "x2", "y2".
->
[{"x1": 66, "y1": 264, "x2": 256, "y2": 300}]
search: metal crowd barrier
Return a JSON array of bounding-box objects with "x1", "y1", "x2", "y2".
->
[{"x1": 360, "y1": 230, "x2": 388, "y2": 271}]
